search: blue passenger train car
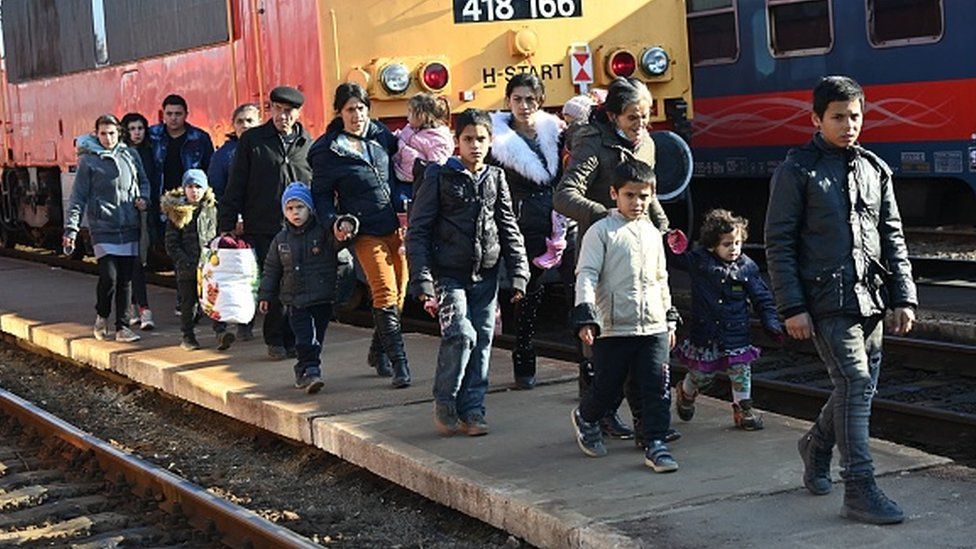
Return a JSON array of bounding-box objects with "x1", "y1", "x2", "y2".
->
[{"x1": 685, "y1": 0, "x2": 976, "y2": 227}]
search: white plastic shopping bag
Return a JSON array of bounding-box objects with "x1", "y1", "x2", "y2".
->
[{"x1": 198, "y1": 236, "x2": 259, "y2": 324}]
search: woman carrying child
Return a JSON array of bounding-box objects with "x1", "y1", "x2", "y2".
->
[{"x1": 673, "y1": 209, "x2": 783, "y2": 430}]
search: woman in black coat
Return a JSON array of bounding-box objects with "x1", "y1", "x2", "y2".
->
[{"x1": 309, "y1": 83, "x2": 411, "y2": 389}]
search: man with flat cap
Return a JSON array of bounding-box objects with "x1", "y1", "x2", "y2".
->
[{"x1": 219, "y1": 86, "x2": 313, "y2": 359}]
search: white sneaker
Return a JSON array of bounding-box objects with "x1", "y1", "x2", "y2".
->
[
  {"x1": 128, "y1": 305, "x2": 140, "y2": 327},
  {"x1": 115, "y1": 326, "x2": 141, "y2": 343},
  {"x1": 93, "y1": 316, "x2": 109, "y2": 341},
  {"x1": 139, "y1": 308, "x2": 155, "y2": 331}
]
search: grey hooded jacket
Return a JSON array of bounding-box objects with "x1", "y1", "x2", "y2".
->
[
  {"x1": 64, "y1": 135, "x2": 150, "y2": 245},
  {"x1": 764, "y1": 133, "x2": 917, "y2": 320}
]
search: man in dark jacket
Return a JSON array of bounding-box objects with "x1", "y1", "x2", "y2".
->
[
  {"x1": 147, "y1": 94, "x2": 215, "y2": 220},
  {"x1": 765, "y1": 76, "x2": 917, "y2": 525},
  {"x1": 208, "y1": 103, "x2": 260, "y2": 200},
  {"x1": 218, "y1": 86, "x2": 313, "y2": 358}
]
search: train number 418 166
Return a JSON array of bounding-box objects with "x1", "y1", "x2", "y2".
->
[{"x1": 454, "y1": 0, "x2": 582, "y2": 24}]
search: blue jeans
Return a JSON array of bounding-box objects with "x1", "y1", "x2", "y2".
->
[
  {"x1": 432, "y1": 276, "x2": 499, "y2": 419},
  {"x1": 810, "y1": 315, "x2": 883, "y2": 481},
  {"x1": 580, "y1": 333, "x2": 672, "y2": 442},
  {"x1": 288, "y1": 303, "x2": 332, "y2": 380}
]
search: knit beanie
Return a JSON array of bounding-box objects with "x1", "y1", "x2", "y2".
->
[
  {"x1": 182, "y1": 168, "x2": 209, "y2": 190},
  {"x1": 562, "y1": 95, "x2": 596, "y2": 121},
  {"x1": 281, "y1": 182, "x2": 314, "y2": 213}
]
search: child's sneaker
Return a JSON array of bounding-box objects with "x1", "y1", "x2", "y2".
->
[
  {"x1": 93, "y1": 316, "x2": 109, "y2": 341},
  {"x1": 181, "y1": 335, "x2": 201, "y2": 351},
  {"x1": 675, "y1": 383, "x2": 696, "y2": 421},
  {"x1": 434, "y1": 402, "x2": 460, "y2": 436},
  {"x1": 139, "y1": 308, "x2": 155, "y2": 331},
  {"x1": 733, "y1": 399, "x2": 764, "y2": 430},
  {"x1": 236, "y1": 324, "x2": 255, "y2": 341},
  {"x1": 295, "y1": 372, "x2": 324, "y2": 394},
  {"x1": 571, "y1": 407, "x2": 606, "y2": 457},
  {"x1": 460, "y1": 412, "x2": 489, "y2": 436},
  {"x1": 599, "y1": 411, "x2": 635, "y2": 440},
  {"x1": 215, "y1": 331, "x2": 236, "y2": 351},
  {"x1": 115, "y1": 326, "x2": 141, "y2": 343},
  {"x1": 644, "y1": 440, "x2": 679, "y2": 473},
  {"x1": 128, "y1": 305, "x2": 140, "y2": 327}
]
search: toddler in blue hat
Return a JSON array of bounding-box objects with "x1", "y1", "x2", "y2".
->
[{"x1": 258, "y1": 182, "x2": 358, "y2": 393}]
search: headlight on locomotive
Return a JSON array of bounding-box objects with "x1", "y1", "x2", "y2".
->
[
  {"x1": 641, "y1": 47, "x2": 669, "y2": 76},
  {"x1": 420, "y1": 62, "x2": 450, "y2": 92},
  {"x1": 380, "y1": 63, "x2": 411, "y2": 95}
]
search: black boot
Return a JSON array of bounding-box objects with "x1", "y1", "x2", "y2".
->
[
  {"x1": 372, "y1": 307, "x2": 411, "y2": 388},
  {"x1": 798, "y1": 431, "x2": 833, "y2": 495},
  {"x1": 368, "y1": 328, "x2": 393, "y2": 377},
  {"x1": 841, "y1": 477, "x2": 904, "y2": 524},
  {"x1": 512, "y1": 347, "x2": 536, "y2": 390}
]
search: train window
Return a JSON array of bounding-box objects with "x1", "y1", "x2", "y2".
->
[
  {"x1": 104, "y1": 0, "x2": 228, "y2": 64},
  {"x1": 867, "y1": 0, "x2": 943, "y2": 47},
  {"x1": 686, "y1": 0, "x2": 740, "y2": 66},
  {"x1": 767, "y1": 0, "x2": 833, "y2": 57},
  {"x1": 2, "y1": 0, "x2": 98, "y2": 83}
]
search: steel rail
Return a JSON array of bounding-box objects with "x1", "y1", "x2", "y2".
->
[{"x1": 0, "y1": 387, "x2": 318, "y2": 549}]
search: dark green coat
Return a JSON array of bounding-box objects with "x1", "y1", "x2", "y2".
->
[{"x1": 162, "y1": 187, "x2": 217, "y2": 279}]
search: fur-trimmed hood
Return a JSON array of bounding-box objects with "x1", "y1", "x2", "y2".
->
[
  {"x1": 489, "y1": 111, "x2": 564, "y2": 184},
  {"x1": 161, "y1": 186, "x2": 216, "y2": 229}
]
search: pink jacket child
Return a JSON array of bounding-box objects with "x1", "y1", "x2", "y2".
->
[{"x1": 393, "y1": 124, "x2": 454, "y2": 183}]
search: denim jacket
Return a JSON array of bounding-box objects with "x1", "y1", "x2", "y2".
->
[{"x1": 147, "y1": 122, "x2": 214, "y2": 199}]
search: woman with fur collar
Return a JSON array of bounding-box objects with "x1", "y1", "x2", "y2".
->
[{"x1": 488, "y1": 74, "x2": 570, "y2": 391}]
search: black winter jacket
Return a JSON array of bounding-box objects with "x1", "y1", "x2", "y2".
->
[
  {"x1": 162, "y1": 187, "x2": 217, "y2": 280},
  {"x1": 676, "y1": 248, "x2": 781, "y2": 350},
  {"x1": 218, "y1": 120, "x2": 312, "y2": 235},
  {"x1": 406, "y1": 158, "x2": 529, "y2": 298},
  {"x1": 765, "y1": 133, "x2": 917, "y2": 319},
  {"x1": 258, "y1": 216, "x2": 354, "y2": 308},
  {"x1": 310, "y1": 119, "x2": 401, "y2": 237},
  {"x1": 487, "y1": 111, "x2": 563, "y2": 259}
]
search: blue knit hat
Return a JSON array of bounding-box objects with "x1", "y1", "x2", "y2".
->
[
  {"x1": 182, "y1": 168, "x2": 209, "y2": 190},
  {"x1": 281, "y1": 182, "x2": 314, "y2": 213}
]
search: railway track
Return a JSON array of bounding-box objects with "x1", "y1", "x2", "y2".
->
[{"x1": 0, "y1": 388, "x2": 316, "y2": 548}]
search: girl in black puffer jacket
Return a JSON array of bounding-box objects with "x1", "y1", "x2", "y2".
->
[{"x1": 673, "y1": 209, "x2": 782, "y2": 431}]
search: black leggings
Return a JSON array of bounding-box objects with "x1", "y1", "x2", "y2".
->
[
  {"x1": 96, "y1": 255, "x2": 134, "y2": 329},
  {"x1": 130, "y1": 260, "x2": 149, "y2": 308}
]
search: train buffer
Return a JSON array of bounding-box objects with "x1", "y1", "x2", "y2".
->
[{"x1": 1, "y1": 255, "x2": 975, "y2": 548}]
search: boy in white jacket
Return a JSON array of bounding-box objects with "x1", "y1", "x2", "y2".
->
[{"x1": 570, "y1": 160, "x2": 680, "y2": 472}]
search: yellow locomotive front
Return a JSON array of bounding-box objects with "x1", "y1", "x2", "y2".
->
[{"x1": 316, "y1": 0, "x2": 692, "y2": 126}]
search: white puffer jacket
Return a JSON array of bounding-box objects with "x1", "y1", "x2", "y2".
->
[{"x1": 574, "y1": 209, "x2": 672, "y2": 337}]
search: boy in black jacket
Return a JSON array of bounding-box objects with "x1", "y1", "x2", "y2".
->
[
  {"x1": 259, "y1": 182, "x2": 357, "y2": 394},
  {"x1": 765, "y1": 76, "x2": 916, "y2": 525},
  {"x1": 406, "y1": 109, "x2": 529, "y2": 437}
]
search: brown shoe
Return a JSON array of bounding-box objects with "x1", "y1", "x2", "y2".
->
[
  {"x1": 434, "y1": 402, "x2": 460, "y2": 436},
  {"x1": 733, "y1": 400, "x2": 764, "y2": 430},
  {"x1": 459, "y1": 412, "x2": 489, "y2": 436},
  {"x1": 675, "y1": 383, "x2": 696, "y2": 422}
]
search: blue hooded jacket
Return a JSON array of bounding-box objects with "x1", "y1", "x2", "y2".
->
[{"x1": 64, "y1": 135, "x2": 150, "y2": 245}]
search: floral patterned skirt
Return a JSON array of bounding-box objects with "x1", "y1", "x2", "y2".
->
[{"x1": 676, "y1": 340, "x2": 761, "y2": 373}]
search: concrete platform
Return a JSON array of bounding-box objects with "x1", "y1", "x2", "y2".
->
[{"x1": 0, "y1": 256, "x2": 971, "y2": 548}]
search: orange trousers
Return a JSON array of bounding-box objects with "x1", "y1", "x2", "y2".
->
[{"x1": 352, "y1": 231, "x2": 409, "y2": 310}]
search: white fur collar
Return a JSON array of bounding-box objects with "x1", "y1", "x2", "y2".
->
[{"x1": 490, "y1": 111, "x2": 562, "y2": 184}]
